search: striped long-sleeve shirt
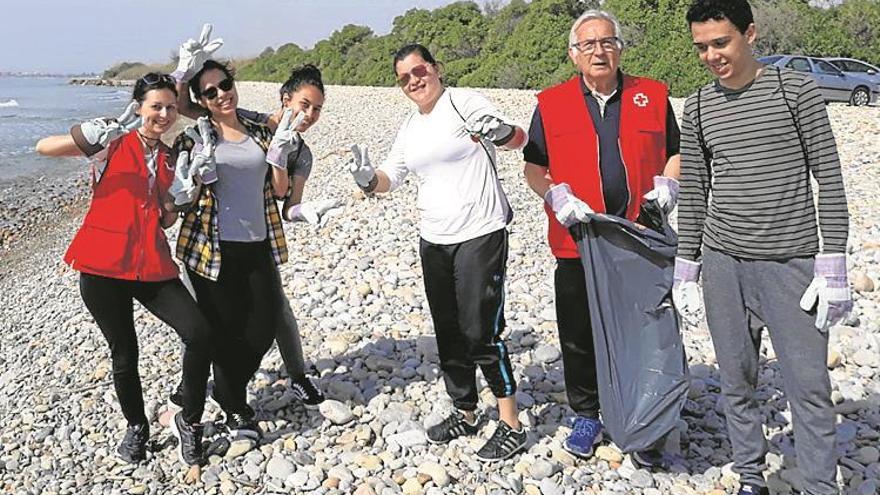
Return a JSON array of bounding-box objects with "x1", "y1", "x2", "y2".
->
[{"x1": 676, "y1": 66, "x2": 849, "y2": 262}]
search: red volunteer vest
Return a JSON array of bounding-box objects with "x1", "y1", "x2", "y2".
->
[
  {"x1": 64, "y1": 132, "x2": 178, "y2": 281},
  {"x1": 537, "y1": 75, "x2": 668, "y2": 259}
]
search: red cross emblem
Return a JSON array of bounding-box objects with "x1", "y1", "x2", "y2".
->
[{"x1": 633, "y1": 92, "x2": 649, "y2": 107}]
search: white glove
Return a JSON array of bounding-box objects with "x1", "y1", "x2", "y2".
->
[
  {"x1": 266, "y1": 109, "x2": 304, "y2": 169},
  {"x1": 643, "y1": 176, "x2": 680, "y2": 213},
  {"x1": 173, "y1": 23, "x2": 224, "y2": 82},
  {"x1": 79, "y1": 101, "x2": 141, "y2": 147},
  {"x1": 799, "y1": 253, "x2": 853, "y2": 332},
  {"x1": 169, "y1": 151, "x2": 200, "y2": 206},
  {"x1": 672, "y1": 258, "x2": 704, "y2": 327},
  {"x1": 348, "y1": 144, "x2": 377, "y2": 191},
  {"x1": 544, "y1": 183, "x2": 593, "y2": 227},
  {"x1": 285, "y1": 198, "x2": 344, "y2": 226},
  {"x1": 465, "y1": 114, "x2": 515, "y2": 145},
  {"x1": 183, "y1": 116, "x2": 217, "y2": 184}
]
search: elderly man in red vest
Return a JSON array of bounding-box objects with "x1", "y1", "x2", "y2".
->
[{"x1": 523, "y1": 9, "x2": 681, "y2": 463}]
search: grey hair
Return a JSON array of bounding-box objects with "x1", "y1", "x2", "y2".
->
[{"x1": 569, "y1": 9, "x2": 624, "y2": 48}]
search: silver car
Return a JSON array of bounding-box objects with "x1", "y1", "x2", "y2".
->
[
  {"x1": 758, "y1": 55, "x2": 879, "y2": 106},
  {"x1": 824, "y1": 57, "x2": 880, "y2": 88}
]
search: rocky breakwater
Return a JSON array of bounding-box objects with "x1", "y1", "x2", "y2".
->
[{"x1": 0, "y1": 82, "x2": 878, "y2": 494}]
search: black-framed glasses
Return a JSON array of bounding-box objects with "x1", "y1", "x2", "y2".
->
[
  {"x1": 571, "y1": 36, "x2": 623, "y2": 53},
  {"x1": 141, "y1": 73, "x2": 175, "y2": 86},
  {"x1": 202, "y1": 78, "x2": 235, "y2": 100}
]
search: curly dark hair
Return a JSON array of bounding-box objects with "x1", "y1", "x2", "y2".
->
[{"x1": 686, "y1": 0, "x2": 754, "y2": 34}]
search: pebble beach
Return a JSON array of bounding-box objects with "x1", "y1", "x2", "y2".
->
[{"x1": 0, "y1": 82, "x2": 879, "y2": 495}]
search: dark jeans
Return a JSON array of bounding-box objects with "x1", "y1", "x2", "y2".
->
[
  {"x1": 554, "y1": 258, "x2": 600, "y2": 419},
  {"x1": 79, "y1": 273, "x2": 213, "y2": 425},
  {"x1": 419, "y1": 228, "x2": 516, "y2": 411},
  {"x1": 188, "y1": 240, "x2": 281, "y2": 414}
]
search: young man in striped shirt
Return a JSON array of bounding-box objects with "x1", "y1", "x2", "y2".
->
[{"x1": 675, "y1": 1, "x2": 851, "y2": 494}]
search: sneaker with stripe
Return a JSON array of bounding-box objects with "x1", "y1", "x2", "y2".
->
[
  {"x1": 427, "y1": 410, "x2": 480, "y2": 444},
  {"x1": 475, "y1": 421, "x2": 527, "y2": 461},
  {"x1": 289, "y1": 374, "x2": 324, "y2": 408}
]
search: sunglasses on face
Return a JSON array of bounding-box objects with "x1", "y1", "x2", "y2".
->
[
  {"x1": 396, "y1": 64, "x2": 430, "y2": 87},
  {"x1": 201, "y1": 78, "x2": 235, "y2": 100}
]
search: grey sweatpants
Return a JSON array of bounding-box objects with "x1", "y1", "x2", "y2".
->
[
  {"x1": 275, "y1": 283, "x2": 306, "y2": 379},
  {"x1": 702, "y1": 246, "x2": 838, "y2": 495}
]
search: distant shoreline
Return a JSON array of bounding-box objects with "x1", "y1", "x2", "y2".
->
[{"x1": 68, "y1": 78, "x2": 133, "y2": 87}]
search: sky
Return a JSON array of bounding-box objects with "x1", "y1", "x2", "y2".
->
[{"x1": 2, "y1": 0, "x2": 468, "y2": 74}]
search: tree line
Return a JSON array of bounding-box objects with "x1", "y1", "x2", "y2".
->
[{"x1": 105, "y1": 0, "x2": 880, "y2": 97}]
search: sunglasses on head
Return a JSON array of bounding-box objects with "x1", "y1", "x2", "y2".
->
[
  {"x1": 141, "y1": 73, "x2": 175, "y2": 86},
  {"x1": 396, "y1": 64, "x2": 430, "y2": 87},
  {"x1": 202, "y1": 78, "x2": 234, "y2": 100}
]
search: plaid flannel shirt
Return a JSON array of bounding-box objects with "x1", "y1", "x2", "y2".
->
[{"x1": 173, "y1": 113, "x2": 288, "y2": 281}]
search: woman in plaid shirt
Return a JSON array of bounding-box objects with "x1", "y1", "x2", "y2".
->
[{"x1": 171, "y1": 60, "x2": 297, "y2": 441}]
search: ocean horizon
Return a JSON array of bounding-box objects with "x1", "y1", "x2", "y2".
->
[{"x1": 0, "y1": 76, "x2": 131, "y2": 181}]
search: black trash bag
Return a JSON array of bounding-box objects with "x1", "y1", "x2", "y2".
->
[{"x1": 570, "y1": 202, "x2": 688, "y2": 453}]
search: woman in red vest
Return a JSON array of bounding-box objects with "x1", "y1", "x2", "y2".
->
[{"x1": 35, "y1": 74, "x2": 215, "y2": 467}]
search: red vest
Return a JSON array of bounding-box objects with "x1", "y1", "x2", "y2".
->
[
  {"x1": 537, "y1": 75, "x2": 668, "y2": 259},
  {"x1": 64, "y1": 132, "x2": 178, "y2": 281}
]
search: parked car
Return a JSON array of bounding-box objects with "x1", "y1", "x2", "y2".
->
[
  {"x1": 758, "y1": 55, "x2": 878, "y2": 106},
  {"x1": 824, "y1": 57, "x2": 880, "y2": 88}
]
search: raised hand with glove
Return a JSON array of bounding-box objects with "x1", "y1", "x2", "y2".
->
[
  {"x1": 544, "y1": 183, "x2": 594, "y2": 228},
  {"x1": 465, "y1": 114, "x2": 515, "y2": 146},
  {"x1": 183, "y1": 116, "x2": 218, "y2": 184},
  {"x1": 643, "y1": 176, "x2": 680, "y2": 213},
  {"x1": 348, "y1": 144, "x2": 378, "y2": 193},
  {"x1": 172, "y1": 23, "x2": 224, "y2": 83},
  {"x1": 168, "y1": 150, "x2": 201, "y2": 206},
  {"x1": 672, "y1": 258, "x2": 703, "y2": 327},
  {"x1": 284, "y1": 198, "x2": 344, "y2": 227},
  {"x1": 266, "y1": 109, "x2": 305, "y2": 169},
  {"x1": 799, "y1": 253, "x2": 852, "y2": 331},
  {"x1": 72, "y1": 101, "x2": 142, "y2": 156}
]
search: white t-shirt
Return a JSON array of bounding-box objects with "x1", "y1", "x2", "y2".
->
[{"x1": 379, "y1": 88, "x2": 512, "y2": 245}]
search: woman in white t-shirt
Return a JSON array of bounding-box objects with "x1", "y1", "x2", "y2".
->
[{"x1": 348, "y1": 43, "x2": 529, "y2": 462}]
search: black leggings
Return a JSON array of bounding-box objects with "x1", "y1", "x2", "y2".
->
[
  {"x1": 187, "y1": 241, "x2": 281, "y2": 414},
  {"x1": 79, "y1": 273, "x2": 213, "y2": 425}
]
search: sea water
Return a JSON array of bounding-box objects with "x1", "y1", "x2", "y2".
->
[{"x1": 0, "y1": 76, "x2": 131, "y2": 180}]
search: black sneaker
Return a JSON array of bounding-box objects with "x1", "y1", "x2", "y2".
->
[
  {"x1": 738, "y1": 485, "x2": 769, "y2": 495},
  {"x1": 475, "y1": 421, "x2": 527, "y2": 462},
  {"x1": 170, "y1": 411, "x2": 204, "y2": 466},
  {"x1": 116, "y1": 423, "x2": 149, "y2": 464},
  {"x1": 289, "y1": 375, "x2": 324, "y2": 408},
  {"x1": 224, "y1": 409, "x2": 262, "y2": 440},
  {"x1": 167, "y1": 382, "x2": 184, "y2": 410},
  {"x1": 632, "y1": 448, "x2": 665, "y2": 469},
  {"x1": 427, "y1": 410, "x2": 480, "y2": 444}
]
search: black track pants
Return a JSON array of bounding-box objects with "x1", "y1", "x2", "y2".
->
[{"x1": 419, "y1": 228, "x2": 517, "y2": 411}]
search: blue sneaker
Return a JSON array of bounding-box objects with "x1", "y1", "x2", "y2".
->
[{"x1": 563, "y1": 416, "x2": 603, "y2": 458}]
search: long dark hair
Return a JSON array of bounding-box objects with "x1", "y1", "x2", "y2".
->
[
  {"x1": 280, "y1": 64, "x2": 324, "y2": 103},
  {"x1": 190, "y1": 60, "x2": 236, "y2": 99},
  {"x1": 132, "y1": 73, "x2": 177, "y2": 102},
  {"x1": 392, "y1": 43, "x2": 439, "y2": 76}
]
